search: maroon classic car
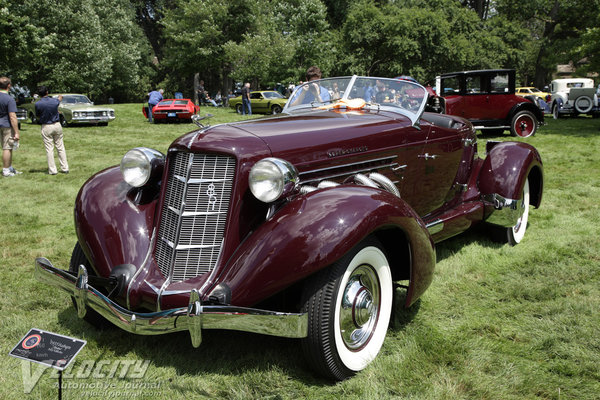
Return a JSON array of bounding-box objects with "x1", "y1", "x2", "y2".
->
[
  {"x1": 35, "y1": 76, "x2": 543, "y2": 380},
  {"x1": 436, "y1": 69, "x2": 544, "y2": 138},
  {"x1": 143, "y1": 98, "x2": 199, "y2": 123}
]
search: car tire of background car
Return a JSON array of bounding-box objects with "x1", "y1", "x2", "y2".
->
[
  {"x1": 574, "y1": 96, "x2": 593, "y2": 114},
  {"x1": 552, "y1": 104, "x2": 560, "y2": 119},
  {"x1": 300, "y1": 237, "x2": 393, "y2": 380},
  {"x1": 271, "y1": 105, "x2": 282, "y2": 114},
  {"x1": 29, "y1": 112, "x2": 37, "y2": 124},
  {"x1": 59, "y1": 115, "x2": 68, "y2": 127},
  {"x1": 506, "y1": 178, "x2": 530, "y2": 246},
  {"x1": 68, "y1": 242, "x2": 111, "y2": 328},
  {"x1": 510, "y1": 110, "x2": 537, "y2": 138},
  {"x1": 235, "y1": 104, "x2": 243, "y2": 114}
]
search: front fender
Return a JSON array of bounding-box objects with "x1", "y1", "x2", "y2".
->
[
  {"x1": 210, "y1": 186, "x2": 436, "y2": 308},
  {"x1": 74, "y1": 166, "x2": 157, "y2": 278},
  {"x1": 479, "y1": 141, "x2": 543, "y2": 208}
]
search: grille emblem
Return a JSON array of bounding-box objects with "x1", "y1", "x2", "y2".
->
[{"x1": 206, "y1": 183, "x2": 218, "y2": 210}]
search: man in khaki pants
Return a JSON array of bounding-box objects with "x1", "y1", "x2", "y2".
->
[{"x1": 35, "y1": 86, "x2": 69, "y2": 175}]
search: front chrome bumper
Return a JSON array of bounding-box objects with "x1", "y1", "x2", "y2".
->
[{"x1": 34, "y1": 258, "x2": 307, "y2": 347}]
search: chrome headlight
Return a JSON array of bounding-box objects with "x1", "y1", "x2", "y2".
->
[
  {"x1": 249, "y1": 158, "x2": 299, "y2": 203},
  {"x1": 120, "y1": 147, "x2": 165, "y2": 187}
]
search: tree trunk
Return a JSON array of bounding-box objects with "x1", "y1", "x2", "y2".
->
[{"x1": 193, "y1": 73, "x2": 199, "y2": 105}]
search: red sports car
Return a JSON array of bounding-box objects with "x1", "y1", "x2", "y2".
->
[{"x1": 143, "y1": 99, "x2": 199, "y2": 123}]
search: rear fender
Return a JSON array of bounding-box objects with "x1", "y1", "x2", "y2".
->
[
  {"x1": 479, "y1": 141, "x2": 543, "y2": 210},
  {"x1": 209, "y1": 186, "x2": 435, "y2": 308},
  {"x1": 510, "y1": 101, "x2": 544, "y2": 123}
]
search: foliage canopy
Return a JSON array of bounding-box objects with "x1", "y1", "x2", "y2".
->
[{"x1": 0, "y1": 0, "x2": 598, "y2": 100}]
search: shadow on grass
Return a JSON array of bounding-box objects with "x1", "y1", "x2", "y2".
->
[
  {"x1": 434, "y1": 224, "x2": 505, "y2": 263},
  {"x1": 56, "y1": 309, "x2": 338, "y2": 385}
]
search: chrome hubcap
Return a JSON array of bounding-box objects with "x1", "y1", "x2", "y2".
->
[{"x1": 339, "y1": 265, "x2": 380, "y2": 350}]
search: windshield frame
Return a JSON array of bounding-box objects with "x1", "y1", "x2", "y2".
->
[{"x1": 283, "y1": 75, "x2": 428, "y2": 127}]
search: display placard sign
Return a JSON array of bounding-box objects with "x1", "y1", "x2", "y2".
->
[{"x1": 9, "y1": 328, "x2": 86, "y2": 371}]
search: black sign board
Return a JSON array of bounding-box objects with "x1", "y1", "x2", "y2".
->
[{"x1": 9, "y1": 328, "x2": 86, "y2": 371}]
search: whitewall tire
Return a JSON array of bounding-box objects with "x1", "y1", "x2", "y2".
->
[{"x1": 301, "y1": 237, "x2": 393, "y2": 380}]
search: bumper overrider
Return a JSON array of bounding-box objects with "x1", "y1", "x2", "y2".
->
[{"x1": 34, "y1": 258, "x2": 308, "y2": 347}]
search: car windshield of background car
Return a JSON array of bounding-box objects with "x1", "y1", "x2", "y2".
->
[
  {"x1": 263, "y1": 92, "x2": 284, "y2": 99},
  {"x1": 60, "y1": 95, "x2": 91, "y2": 104},
  {"x1": 441, "y1": 76, "x2": 460, "y2": 96},
  {"x1": 285, "y1": 76, "x2": 427, "y2": 125}
]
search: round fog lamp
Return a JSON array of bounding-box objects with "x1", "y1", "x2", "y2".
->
[
  {"x1": 120, "y1": 147, "x2": 164, "y2": 187},
  {"x1": 249, "y1": 158, "x2": 298, "y2": 203}
]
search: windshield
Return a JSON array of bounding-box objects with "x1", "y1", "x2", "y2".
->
[
  {"x1": 263, "y1": 91, "x2": 284, "y2": 99},
  {"x1": 284, "y1": 76, "x2": 428, "y2": 125},
  {"x1": 59, "y1": 95, "x2": 92, "y2": 104}
]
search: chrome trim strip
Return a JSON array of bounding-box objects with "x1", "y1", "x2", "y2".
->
[
  {"x1": 35, "y1": 258, "x2": 307, "y2": 347},
  {"x1": 426, "y1": 219, "x2": 444, "y2": 235},
  {"x1": 175, "y1": 244, "x2": 220, "y2": 251},
  {"x1": 299, "y1": 156, "x2": 398, "y2": 184},
  {"x1": 145, "y1": 281, "x2": 190, "y2": 296},
  {"x1": 300, "y1": 156, "x2": 397, "y2": 176},
  {"x1": 126, "y1": 227, "x2": 156, "y2": 310}
]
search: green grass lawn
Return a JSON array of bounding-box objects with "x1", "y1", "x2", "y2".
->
[{"x1": 1, "y1": 106, "x2": 599, "y2": 399}]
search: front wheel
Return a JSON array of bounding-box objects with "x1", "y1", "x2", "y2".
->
[
  {"x1": 271, "y1": 104, "x2": 282, "y2": 114},
  {"x1": 552, "y1": 103, "x2": 562, "y2": 119},
  {"x1": 506, "y1": 178, "x2": 530, "y2": 245},
  {"x1": 235, "y1": 104, "x2": 242, "y2": 114},
  {"x1": 301, "y1": 238, "x2": 393, "y2": 380},
  {"x1": 59, "y1": 114, "x2": 68, "y2": 127},
  {"x1": 510, "y1": 110, "x2": 537, "y2": 138}
]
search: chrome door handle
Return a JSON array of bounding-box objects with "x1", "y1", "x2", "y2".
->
[{"x1": 419, "y1": 153, "x2": 438, "y2": 160}]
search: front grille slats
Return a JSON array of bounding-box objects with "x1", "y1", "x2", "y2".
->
[{"x1": 155, "y1": 152, "x2": 235, "y2": 282}]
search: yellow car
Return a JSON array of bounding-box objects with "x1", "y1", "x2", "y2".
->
[
  {"x1": 516, "y1": 87, "x2": 550, "y2": 101},
  {"x1": 229, "y1": 91, "x2": 287, "y2": 114}
]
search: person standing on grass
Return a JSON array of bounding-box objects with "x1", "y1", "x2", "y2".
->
[
  {"x1": 35, "y1": 86, "x2": 69, "y2": 175},
  {"x1": 241, "y1": 82, "x2": 252, "y2": 115},
  {"x1": 0, "y1": 77, "x2": 21, "y2": 177},
  {"x1": 147, "y1": 88, "x2": 163, "y2": 123}
]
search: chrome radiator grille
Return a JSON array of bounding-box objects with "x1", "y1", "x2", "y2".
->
[{"x1": 155, "y1": 152, "x2": 235, "y2": 282}]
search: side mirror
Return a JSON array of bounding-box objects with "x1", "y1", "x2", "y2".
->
[{"x1": 192, "y1": 113, "x2": 214, "y2": 128}]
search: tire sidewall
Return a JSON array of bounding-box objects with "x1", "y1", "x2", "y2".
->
[
  {"x1": 331, "y1": 245, "x2": 393, "y2": 372},
  {"x1": 511, "y1": 110, "x2": 537, "y2": 137},
  {"x1": 508, "y1": 178, "x2": 530, "y2": 245}
]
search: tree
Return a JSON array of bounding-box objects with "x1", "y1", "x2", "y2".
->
[{"x1": 1, "y1": 0, "x2": 153, "y2": 101}]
